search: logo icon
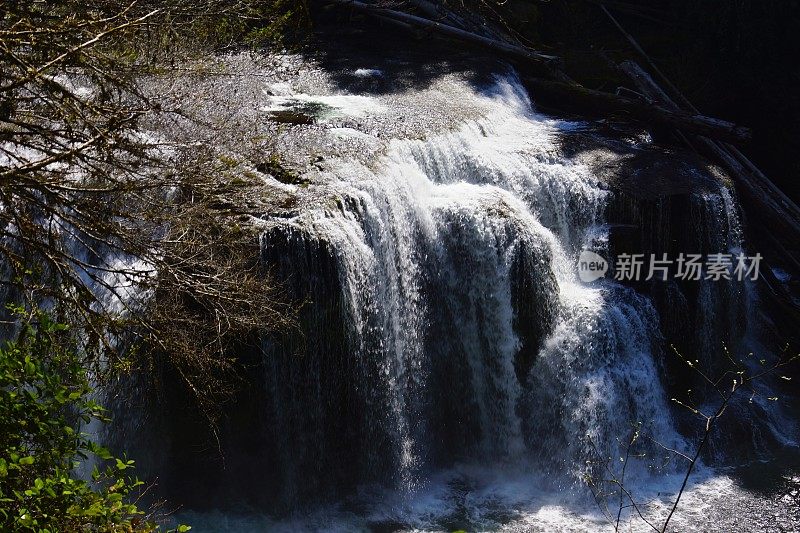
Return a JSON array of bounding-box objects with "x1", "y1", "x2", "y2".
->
[{"x1": 578, "y1": 250, "x2": 608, "y2": 283}]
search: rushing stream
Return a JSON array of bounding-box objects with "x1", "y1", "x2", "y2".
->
[{"x1": 111, "y1": 49, "x2": 800, "y2": 531}]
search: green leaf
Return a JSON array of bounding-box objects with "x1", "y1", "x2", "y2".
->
[
  {"x1": 90, "y1": 443, "x2": 113, "y2": 461},
  {"x1": 0, "y1": 307, "x2": 154, "y2": 529}
]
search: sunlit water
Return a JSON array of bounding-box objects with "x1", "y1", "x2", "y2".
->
[{"x1": 125, "y1": 54, "x2": 798, "y2": 531}]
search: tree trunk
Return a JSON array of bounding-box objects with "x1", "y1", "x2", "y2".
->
[
  {"x1": 329, "y1": 0, "x2": 750, "y2": 143},
  {"x1": 326, "y1": 0, "x2": 559, "y2": 67},
  {"x1": 618, "y1": 60, "x2": 800, "y2": 239},
  {"x1": 522, "y1": 76, "x2": 751, "y2": 143},
  {"x1": 618, "y1": 59, "x2": 800, "y2": 322}
]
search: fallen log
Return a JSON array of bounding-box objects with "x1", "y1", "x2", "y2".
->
[
  {"x1": 601, "y1": 6, "x2": 800, "y2": 233},
  {"x1": 326, "y1": 0, "x2": 559, "y2": 67},
  {"x1": 618, "y1": 60, "x2": 673, "y2": 107},
  {"x1": 618, "y1": 59, "x2": 800, "y2": 283},
  {"x1": 601, "y1": 5, "x2": 692, "y2": 111},
  {"x1": 619, "y1": 61, "x2": 800, "y2": 226},
  {"x1": 329, "y1": 0, "x2": 752, "y2": 143},
  {"x1": 521, "y1": 77, "x2": 751, "y2": 143},
  {"x1": 406, "y1": 0, "x2": 465, "y2": 27},
  {"x1": 406, "y1": 0, "x2": 504, "y2": 40},
  {"x1": 374, "y1": 13, "x2": 416, "y2": 32}
]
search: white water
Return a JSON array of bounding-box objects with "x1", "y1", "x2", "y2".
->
[
  {"x1": 219, "y1": 74, "x2": 710, "y2": 530},
  {"x1": 127, "y1": 61, "x2": 794, "y2": 530},
  {"x1": 179, "y1": 467, "x2": 794, "y2": 532}
]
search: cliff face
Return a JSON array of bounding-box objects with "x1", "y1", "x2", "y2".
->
[{"x1": 97, "y1": 40, "x2": 794, "y2": 521}]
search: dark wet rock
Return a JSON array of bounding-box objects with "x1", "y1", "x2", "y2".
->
[
  {"x1": 366, "y1": 520, "x2": 408, "y2": 533},
  {"x1": 267, "y1": 109, "x2": 316, "y2": 125},
  {"x1": 259, "y1": 224, "x2": 401, "y2": 507},
  {"x1": 255, "y1": 157, "x2": 309, "y2": 185},
  {"x1": 558, "y1": 127, "x2": 750, "y2": 402}
]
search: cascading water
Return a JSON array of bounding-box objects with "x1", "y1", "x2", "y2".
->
[
  {"x1": 249, "y1": 74, "x2": 688, "y2": 518},
  {"x1": 109, "y1": 54, "x2": 796, "y2": 531}
]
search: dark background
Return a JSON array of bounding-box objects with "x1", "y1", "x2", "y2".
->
[{"x1": 506, "y1": 0, "x2": 800, "y2": 203}]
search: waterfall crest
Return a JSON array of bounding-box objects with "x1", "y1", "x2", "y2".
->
[{"x1": 260, "y1": 74, "x2": 687, "y2": 501}]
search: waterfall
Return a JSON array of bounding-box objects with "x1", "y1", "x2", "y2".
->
[
  {"x1": 259, "y1": 74, "x2": 687, "y2": 505},
  {"x1": 83, "y1": 58, "x2": 794, "y2": 530}
]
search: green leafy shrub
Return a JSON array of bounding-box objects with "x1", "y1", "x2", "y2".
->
[{"x1": 0, "y1": 308, "x2": 185, "y2": 532}]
